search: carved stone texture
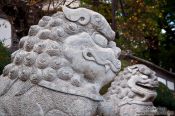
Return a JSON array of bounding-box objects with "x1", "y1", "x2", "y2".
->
[
  {"x1": 0, "y1": 6, "x2": 121, "y2": 116},
  {"x1": 98, "y1": 64, "x2": 159, "y2": 116}
]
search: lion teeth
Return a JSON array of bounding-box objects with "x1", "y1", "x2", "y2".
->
[{"x1": 105, "y1": 65, "x2": 110, "y2": 73}]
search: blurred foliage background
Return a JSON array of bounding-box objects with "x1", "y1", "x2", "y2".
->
[
  {"x1": 0, "y1": 41, "x2": 11, "y2": 75},
  {"x1": 154, "y1": 83, "x2": 175, "y2": 111}
]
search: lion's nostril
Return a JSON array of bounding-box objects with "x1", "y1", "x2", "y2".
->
[
  {"x1": 80, "y1": 17, "x2": 85, "y2": 21},
  {"x1": 154, "y1": 78, "x2": 158, "y2": 82}
]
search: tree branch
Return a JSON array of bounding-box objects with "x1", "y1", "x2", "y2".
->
[
  {"x1": 119, "y1": 0, "x2": 126, "y2": 17},
  {"x1": 47, "y1": 0, "x2": 52, "y2": 12},
  {"x1": 55, "y1": 0, "x2": 66, "y2": 8},
  {"x1": 66, "y1": 0, "x2": 77, "y2": 7}
]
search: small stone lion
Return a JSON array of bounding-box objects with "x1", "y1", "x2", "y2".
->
[{"x1": 98, "y1": 64, "x2": 159, "y2": 116}]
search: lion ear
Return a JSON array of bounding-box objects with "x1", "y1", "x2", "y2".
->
[{"x1": 62, "y1": 6, "x2": 91, "y2": 25}]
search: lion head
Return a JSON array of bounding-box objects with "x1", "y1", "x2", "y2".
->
[
  {"x1": 106, "y1": 64, "x2": 159, "y2": 103},
  {"x1": 1, "y1": 7, "x2": 121, "y2": 101},
  {"x1": 98, "y1": 64, "x2": 159, "y2": 116}
]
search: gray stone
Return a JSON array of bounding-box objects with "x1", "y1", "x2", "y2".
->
[{"x1": 0, "y1": 7, "x2": 158, "y2": 116}]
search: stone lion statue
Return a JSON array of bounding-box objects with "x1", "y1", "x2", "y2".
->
[
  {"x1": 98, "y1": 64, "x2": 159, "y2": 116},
  {"x1": 0, "y1": 7, "x2": 121, "y2": 116},
  {"x1": 0, "y1": 7, "x2": 158, "y2": 116}
]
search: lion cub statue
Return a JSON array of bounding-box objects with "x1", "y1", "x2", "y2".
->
[
  {"x1": 0, "y1": 7, "x2": 158, "y2": 116},
  {"x1": 98, "y1": 64, "x2": 159, "y2": 116}
]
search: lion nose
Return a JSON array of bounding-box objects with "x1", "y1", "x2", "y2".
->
[
  {"x1": 151, "y1": 75, "x2": 158, "y2": 81},
  {"x1": 108, "y1": 41, "x2": 121, "y2": 58},
  {"x1": 114, "y1": 47, "x2": 121, "y2": 59},
  {"x1": 151, "y1": 76, "x2": 159, "y2": 87},
  {"x1": 153, "y1": 77, "x2": 158, "y2": 81}
]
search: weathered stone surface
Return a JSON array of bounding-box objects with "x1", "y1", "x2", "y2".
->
[{"x1": 0, "y1": 6, "x2": 121, "y2": 116}]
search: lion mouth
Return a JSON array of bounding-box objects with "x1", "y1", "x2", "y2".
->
[
  {"x1": 136, "y1": 82, "x2": 157, "y2": 91},
  {"x1": 104, "y1": 60, "x2": 121, "y2": 73}
]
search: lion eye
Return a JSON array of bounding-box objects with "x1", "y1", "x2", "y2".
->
[{"x1": 87, "y1": 52, "x2": 93, "y2": 57}]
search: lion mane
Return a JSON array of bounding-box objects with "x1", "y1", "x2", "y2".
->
[{"x1": 1, "y1": 7, "x2": 115, "y2": 100}]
